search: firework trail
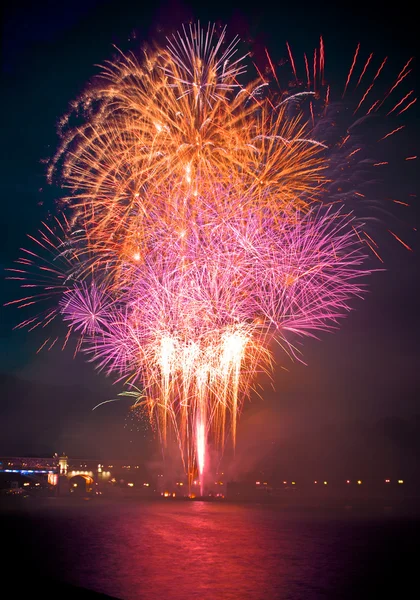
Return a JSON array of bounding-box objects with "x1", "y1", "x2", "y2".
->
[{"x1": 8, "y1": 23, "x2": 416, "y2": 490}]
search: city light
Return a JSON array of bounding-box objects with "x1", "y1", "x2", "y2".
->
[{"x1": 0, "y1": 452, "x2": 413, "y2": 501}]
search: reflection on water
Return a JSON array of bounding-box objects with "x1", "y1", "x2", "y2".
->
[{"x1": 1, "y1": 499, "x2": 418, "y2": 599}]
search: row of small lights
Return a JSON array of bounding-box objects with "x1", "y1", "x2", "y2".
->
[
  {"x1": 127, "y1": 482, "x2": 151, "y2": 487},
  {"x1": 1, "y1": 465, "x2": 405, "y2": 488},
  {"x1": 68, "y1": 464, "x2": 144, "y2": 470},
  {"x1": 126, "y1": 482, "x2": 225, "y2": 489},
  {"x1": 2, "y1": 469, "x2": 55, "y2": 474},
  {"x1": 70, "y1": 465, "x2": 138, "y2": 469},
  {"x1": 161, "y1": 491, "x2": 225, "y2": 498},
  {"x1": 257, "y1": 479, "x2": 404, "y2": 485},
  {"x1": 4, "y1": 461, "x2": 56, "y2": 468},
  {"x1": 123, "y1": 479, "x2": 405, "y2": 487}
]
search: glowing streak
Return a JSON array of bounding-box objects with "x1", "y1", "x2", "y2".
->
[
  {"x1": 379, "y1": 125, "x2": 405, "y2": 142},
  {"x1": 356, "y1": 53, "x2": 373, "y2": 87},
  {"x1": 363, "y1": 231, "x2": 378, "y2": 248},
  {"x1": 378, "y1": 63, "x2": 412, "y2": 109},
  {"x1": 388, "y1": 230, "x2": 413, "y2": 251},
  {"x1": 364, "y1": 240, "x2": 383, "y2": 263},
  {"x1": 325, "y1": 85, "x2": 330, "y2": 107},
  {"x1": 343, "y1": 43, "x2": 360, "y2": 97},
  {"x1": 196, "y1": 420, "x2": 205, "y2": 480},
  {"x1": 304, "y1": 53, "x2": 310, "y2": 88},
  {"x1": 36, "y1": 338, "x2": 50, "y2": 353},
  {"x1": 92, "y1": 398, "x2": 120, "y2": 411},
  {"x1": 398, "y1": 98, "x2": 417, "y2": 115},
  {"x1": 340, "y1": 135, "x2": 350, "y2": 148},
  {"x1": 387, "y1": 90, "x2": 413, "y2": 115},
  {"x1": 367, "y1": 99, "x2": 380, "y2": 115},
  {"x1": 353, "y1": 83, "x2": 374, "y2": 114},
  {"x1": 319, "y1": 36, "x2": 325, "y2": 84},
  {"x1": 373, "y1": 57, "x2": 388, "y2": 82},
  {"x1": 286, "y1": 42, "x2": 298, "y2": 81},
  {"x1": 265, "y1": 49, "x2": 280, "y2": 89}
]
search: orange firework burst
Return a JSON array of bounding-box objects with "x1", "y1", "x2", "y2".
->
[{"x1": 48, "y1": 23, "x2": 327, "y2": 279}]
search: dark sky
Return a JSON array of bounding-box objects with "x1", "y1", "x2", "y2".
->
[{"x1": 0, "y1": 0, "x2": 419, "y2": 475}]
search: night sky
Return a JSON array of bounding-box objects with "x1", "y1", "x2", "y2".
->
[{"x1": 1, "y1": 1, "x2": 419, "y2": 478}]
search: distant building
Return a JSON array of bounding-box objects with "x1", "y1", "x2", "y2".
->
[{"x1": 59, "y1": 454, "x2": 68, "y2": 475}]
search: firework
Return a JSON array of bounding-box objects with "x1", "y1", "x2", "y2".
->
[
  {"x1": 48, "y1": 24, "x2": 327, "y2": 278},
  {"x1": 9, "y1": 23, "x2": 415, "y2": 490},
  {"x1": 60, "y1": 201, "x2": 367, "y2": 480}
]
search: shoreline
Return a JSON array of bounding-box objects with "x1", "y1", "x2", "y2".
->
[{"x1": 1, "y1": 493, "x2": 419, "y2": 516}]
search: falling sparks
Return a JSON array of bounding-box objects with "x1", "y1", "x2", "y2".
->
[
  {"x1": 343, "y1": 43, "x2": 360, "y2": 97},
  {"x1": 398, "y1": 97, "x2": 417, "y2": 115},
  {"x1": 356, "y1": 52, "x2": 373, "y2": 88},
  {"x1": 379, "y1": 125, "x2": 405, "y2": 142},
  {"x1": 388, "y1": 230, "x2": 413, "y2": 251},
  {"x1": 387, "y1": 90, "x2": 413, "y2": 115},
  {"x1": 286, "y1": 41, "x2": 298, "y2": 81}
]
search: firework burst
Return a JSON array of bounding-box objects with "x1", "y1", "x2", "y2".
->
[{"x1": 8, "y1": 23, "x2": 416, "y2": 489}]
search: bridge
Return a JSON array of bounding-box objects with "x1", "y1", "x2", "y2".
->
[
  {"x1": 0, "y1": 454, "x2": 114, "y2": 495},
  {"x1": 0, "y1": 455, "x2": 58, "y2": 472},
  {"x1": 0, "y1": 455, "x2": 171, "y2": 497}
]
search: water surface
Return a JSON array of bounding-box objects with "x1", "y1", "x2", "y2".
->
[{"x1": 2, "y1": 499, "x2": 418, "y2": 599}]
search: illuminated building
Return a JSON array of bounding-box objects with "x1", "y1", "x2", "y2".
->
[{"x1": 59, "y1": 454, "x2": 68, "y2": 475}]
